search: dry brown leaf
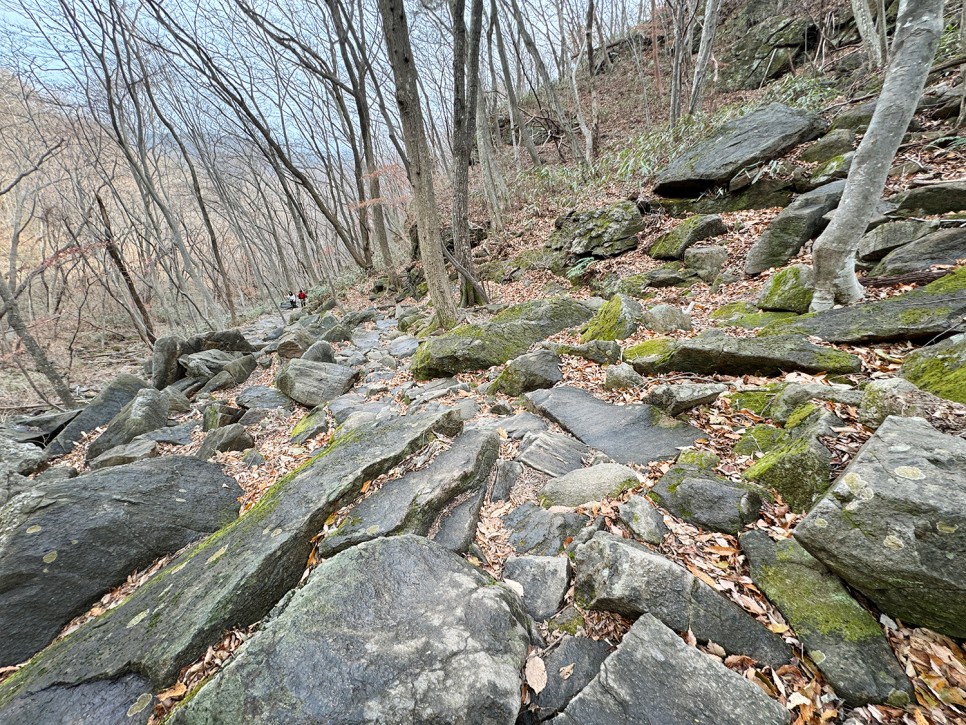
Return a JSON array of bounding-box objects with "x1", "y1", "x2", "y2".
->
[
  {"x1": 559, "y1": 663, "x2": 575, "y2": 680},
  {"x1": 525, "y1": 656, "x2": 548, "y2": 694}
]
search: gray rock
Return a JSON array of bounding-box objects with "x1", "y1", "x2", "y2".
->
[
  {"x1": 504, "y1": 502, "x2": 588, "y2": 556},
  {"x1": 0, "y1": 467, "x2": 31, "y2": 508},
  {"x1": 871, "y1": 227, "x2": 966, "y2": 277},
  {"x1": 745, "y1": 180, "x2": 845, "y2": 275},
  {"x1": 555, "y1": 614, "x2": 790, "y2": 725},
  {"x1": 808, "y1": 151, "x2": 852, "y2": 187},
  {"x1": 0, "y1": 409, "x2": 463, "y2": 720},
  {"x1": 651, "y1": 451, "x2": 764, "y2": 534},
  {"x1": 341, "y1": 308, "x2": 378, "y2": 330},
  {"x1": 47, "y1": 375, "x2": 151, "y2": 457},
  {"x1": 315, "y1": 429, "x2": 498, "y2": 558},
  {"x1": 88, "y1": 438, "x2": 159, "y2": 470},
  {"x1": 548, "y1": 201, "x2": 645, "y2": 260},
  {"x1": 238, "y1": 407, "x2": 271, "y2": 426},
  {"x1": 641, "y1": 303, "x2": 692, "y2": 333},
  {"x1": 289, "y1": 406, "x2": 329, "y2": 445},
  {"x1": 1, "y1": 409, "x2": 80, "y2": 449},
  {"x1": 628, "y1": 330, "x2": 861, "y2": 376},
  {"x1": 603, "y1": 363, "x2": 643, "y2": 390},
  {"x1": 799, "y1": 128, "x2": 855, "y2": 163},
  {"x1": 388, "y1": 335, "x2": 419, "y2": 358},
  {"x1": 237, "y1": 385, "x2": 294, "y2": 410},
  {"x1": 430, "y1": 488, "x2": 486, "y2": 553},
  {"x1": 142, "y1": 421, "x2": 198, "y2": 446},
  {"x1": 900, "y1": 333, "x2": 966, "y2": 404},
  {"x1": 490, "y1": 460, "x2": 523, "y2": 502},
  {"x1": 524, "y1": 636, "x2": 611, "y2": 721},
  {"x1": 177, "y1": 350, "x2": 243, "y2": 381},
  {"x1": 0, "y1": 437, "x2": 45, "y2": 475},
  {"x1": 503, "y1": 555, "x2": 570, "y2": 620},
  {"x1": 575, "y1": 532, "x2": 790, "y2": 666},
  {"x1": 491, "y1": 350, "x2": 562, "y2": 397},
  {"x1": 765, "y1": 382, "x2": 863, "y2": 424},
  {"x1": 684, "y1": 245, "x2": 729, "y2": 282},
  {"x1": 275, "y1": 359, "x2": 359, "y2": 407},
  {"x1": 580, "y1": 294, "x2": 642, "y2": 342},
  {"x1": 161, "y1": 387, "x2": 192, "y2": 414},
  {"x1": 527, "y1": 387, "x2": 702, "y2": 465},
  {"x1": 410, "y1": 298, "x2": 593, "y2": 378},
  {"x1": 618, "y1": 496, "x2": 668, "y2": 545},
  {"x1": 516, "y1": 430, "x2": 590, "y2": 477},
  {"x1": 642, "y1": 264, "x2": 697, "y2": 287},
  {"x1": 223, "y1": 354, "x2": 257, "y2": 385},
  {"x1": 168, "y1": 536, "x2": 531, "y2": 725},
  {"x1": 644, "y1": 382, "x2": 726, "y2": 416},
  {"x1": 86, "y1": 388, "x2": 169, "y2": 462},
  {"x1": 195, "y1": 424, "x2": 254, "y2": 460},
  {"x1": 649, "y1": 214, "x2": 727, "y2": 260},
  {"x1": 655, "y1": 103, "x2": 826, "y2": 197},
  {"x1": 545, "y1": 339, "x2": 622, "y2": 365},
  {"x1": 894, "y1": 180, "x2": 966, "y2": 215},
  {"x1": 201, "y1": 402, "x2": 242, "y2": 430},
  {"x1": 741, "y1": 531, "x2": 912, "y2": 706},
  {"x1": 151, "y1": 335, "x2": 185, "y2": 389},
  {"x1": 857, "y1": 220, "x2": 936, "y2": 263},
  {"x1": 795, "y1": 416, "x2": 966, "y2": 638},
  {"x1": 196, "y1": 370, "x2": 234, "y2": 396},
  {"x1": 350, "y1": 329, "x2": 380, "y2": 351},
  {"x1": 491, "y1": 412, "x2": 548, "y2": 440},
  {"x1": 759, "y1": 285, "x2": 966, "y2": 343},
  {"x1": 541, "y1": 463, "x2": 639, "y2": 507},
  {"x1": 0, "y1": 457, "x2": 240, "y2": 667},
  {"x1": 757, "y1": 264, "x2": 814, "y2": 313},
  {"x1": 301, "y1": 340, "x2": 335, "y2": 364}
]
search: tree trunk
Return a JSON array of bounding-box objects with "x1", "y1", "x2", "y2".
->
[
  {"x1": 492, "y1": 0, "x2": 541, "y2": 166},
  {"x1": 378, "y1": 0, "x2": 459, "y2": 329},
  {"x1": 689, "y1": 0, "x2": 722, "y2": 115},
  {"x1": 811, "y1": 0, "x2": 943, "y2": 310},
  {"x1": 852, "y1": 0, "x2": 885, "y2": 68},
  {"x1": 0, "y1": 275, "x2": 76, "y2": 408}
]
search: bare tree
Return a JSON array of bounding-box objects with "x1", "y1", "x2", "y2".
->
[
  {"x1": 688, "y1": 0, "x2": 722, "y2": 116},
  {"x1": 852, "y1": 0, "x2": 887, "y2": 68},
  {"x1": 378, "y1": 0, "x2": 459, "y2": 328},
  {"x1": 811, "y1": 0, "x2": 943, "y2": 310}
]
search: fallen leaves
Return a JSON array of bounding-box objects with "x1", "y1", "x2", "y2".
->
[{"x1": 525, "y1": 655, "x2": 548, "y2": 694}]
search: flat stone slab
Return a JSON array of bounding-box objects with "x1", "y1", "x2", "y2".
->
[
  {"x1": 795, "y1": 416, "x2": 966, "y2": 638},
  {"x1": 516, "y1": 431, "x2": 590, "y2": 476},
  {"x1": 527, "y1": 387, "x2": 701, "y2": 465},
  {"x1": 0, "y1": 409, "x2": 462, "y2": 722},
  {"x1": 168, "y1": 537, "x2": 531, "y2": 724},
  {"x1": 871, "y1": 227, "x2": 966, "y2": 277},
  {"x1": 275, "y1": 360, "x2": 359, "y2": 407},
  {"x1": 540, "y1": 463, "x2": 639, "y2": 507},
  {"x1": 575, "y1": 532, "x2": 789, "y2": 666},
  {"x1": 0, "y1": 457, "x2": 240, "y2": 667},
  {"x1": 88, "y1": 438, "x2": 159, "y2": 470},
  {"x1": 741, "y1": 531, "x2": 912, "y2": 706},
  {"x1": 236, "y1": 386, "x2": 294, "y2": 410},
  {"x1": 555, "y1": 614, "x2": 790, "y2": 725},
  {"x1": 503, "y1": 555, "x2": 571, "y2": 620},
  {"x1": 316, "y1": 429, "x2": 498, "y2": 558},
  {"x1": 504, "y1": 502, "x2": 588, "y2": 556}
]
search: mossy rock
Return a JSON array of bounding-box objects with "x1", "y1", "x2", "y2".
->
[
  {"x1": 290, "y1": 406, "x2": 329, "y2": 445},
  {"x1": 809, "y1": 152, "x2": 852, "y2": 186},
  {"x1": 648, "y1": 214, "x2": 727, "y2": 260},
  {"x1": 579, "y1": 294, "x2": 642, "y2": 343},
  {"x1": 655, "y1": 180, "x2": 795, "y2": 217},
  {"x1": 799, "y1": 128, "x2": 855, "y2": 164},
  {"x1": 724, "y1": 385, "x2": 786, "y2": 416},
  {"x1": 623, "y1": 338, "x2": 678, "y2": 373},
  {"x1": 900, "y1": 333, "x2": 966, "y2": 404},
  {"x1": 614, "y1": 274, "x2": 656, "y2": 300},
  {"x1": 548, "y1": 201, "x2": 645, "y2": 260},
  {"x1": 711, "y1": 301, "x2": 799, "y2": 329},
  {"x1": 742, "y1": 404, "x2": 836, "y2": 511},
  {"x1": 734, "y1": 424, "x2": 784, "y2": 455},
  {"x1": 757, "y1": 265, "x2": 814, "y2": 314}
]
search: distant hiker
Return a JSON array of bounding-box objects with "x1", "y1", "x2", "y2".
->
[
  {"x1": 298, "y1": 289, "x2": 307, "y2": 308},
  {"x1": 287, "y1": 292, "x2": 297, "y2": 309}
]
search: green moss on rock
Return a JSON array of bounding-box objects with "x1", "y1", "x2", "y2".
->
[
  {"x1": 623, "y1": 338, "x2": 678, "y2": 374},
  {"x1": 757, "y1": 265, "x2": 814, "y2": 314},
  {"x1": 580, "y1": 294, "x2": 641, "y2": 343},
  {"x1": 900, "y1": 334, "x2": 966, "y2": 404},
  {"x1": 734, "y1": 424, "x2": 784, "y2": 455},
  {"x1": 711, "y1": 301, "x2": 799, "y2": 329}
]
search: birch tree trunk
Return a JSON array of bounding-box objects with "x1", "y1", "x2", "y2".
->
[
  {"x1": 852, "y1": 0, "x2": 885, "y2": 68},
  {"x1": 688, "y1": 0, "x2": 722, "y2": 116},
  {"x1": 378, "y1": 0, "x2": 459, "y2": 328},
  {"x1": 811, "y1": 0, "x2": 943, "y2": 310}
]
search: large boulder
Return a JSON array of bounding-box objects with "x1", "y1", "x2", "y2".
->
[
  {"x1": 88, "y1": 438, "x2": 159, "y2": 470},
  {"x1": 275, "y1": 360, "x2": 359, "y2": 407},
  {"x1": 654, "y1": 103, "x2": 826, "y2": 197},
  {"x1": 760, "y1": 275, "x2": 966, "y2": 342},
  {"x1": 490, "y1": 350, "x2": 562, "y2": 397},
  {"x1": 151, "y1": 335, "x2": 185, "y2": 389},
  {"x1": 410, "y1": 298, "x2": 593, "y2": 379},
  {"x1": 579, "y1": 294, "x2": 642, "y2": 342},
  {"x1": 857, "y1": 219, "x2": 937, "y2": 263},
  {"x1": 757, "y1": 264, "x2": 814, "y2": 313},
  {"x1": 574, "y1": 531, "x2": 790, "y2": 666},
  {"x1": 0, "y1": 457, "x2": 240, "y2": 667},
  {"x1": 502, "y1": 555, "x2": 570, "y2": 621},
  {"x1": 900, "y1": 332, "x2": 966, "y2": 404},
  {"x1": 741, "y1": 531, "x2": 912, "y2": 706},
  {"x1": 315, "y1": 429, "x2": 498, "y2": 558},
  {"x1": 744, "y1": 180, "x2": 845, "y2": 275},
  {"x1": 46, "y1": 374, "x2": 152, "y2": 458},
  {"x1": 168, "y1": 536, "x2": 530, "y2": 724},
  {"x1": 795, "y1": 416, "x2": 966, "y2": 638},
  {"x1": 870, "y1": 227, "x2": 966, "y2": 278},
  {"x1": 648, "y1": 214, "x2": 727, "y2": 260},
  {"x1": 86, "y1": 388, "x2": 169, "y2": 462},
  {"x1": 0, "y1": 409, "x2": 462, "y2": 723},
  {"x1": 0, "y1": 437, "x2": 45, "y2": 475},
  {"x1": 555, "y1": 614, "x2": 790, "y2": 725},
  {"x1": 177, "y1": 350, "x2": 244, "y2": 381},
  {"x1": 894, "y1": 180, "x2": 966, "y2": 215},
  {"x1": 625, "y1": 330, "x2": 860, "y2": 376},
  {"x1": 527, "y1": 386, "x2": 702, "y2": 465},
  {"x1": 540, "y1": 463, "x2": 638, "y2": 507},
  {"x1": 548, "y1": 201, "x2": 645, "y2": 261},
  {"x1": 236, "y1": 385, "x2": 293, "y2": 410}
]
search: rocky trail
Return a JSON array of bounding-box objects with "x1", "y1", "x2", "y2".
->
[{"x1": 3, "y1": 97, "x2": 966, "y2": 725}]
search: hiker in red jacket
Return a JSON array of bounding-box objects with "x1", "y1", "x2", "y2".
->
[{"x1": 297, "y1": 289, "x2": 307, "y2": 308}]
